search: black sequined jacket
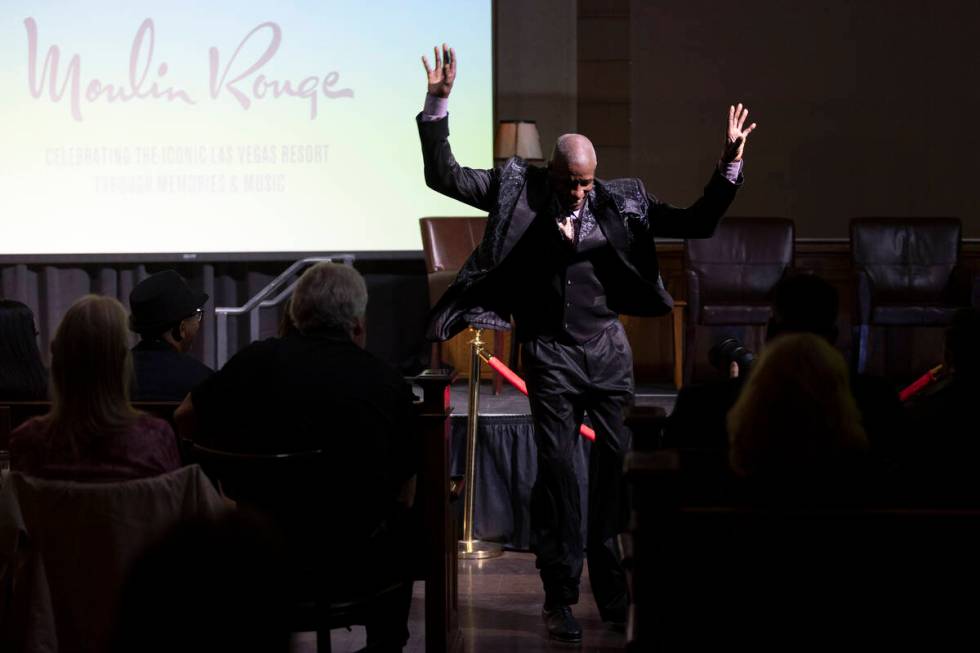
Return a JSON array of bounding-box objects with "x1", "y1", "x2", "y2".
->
[{"x1": 418, "y1": 113, "x2": 741, "y2": 342}]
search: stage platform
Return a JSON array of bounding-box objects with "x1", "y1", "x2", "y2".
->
[
  {"x1": 445, "y1": 382, "x2": 677, "y2": 550},
  {"x1": 448, "y1": 381, "x2": 678, "y2": 417}
]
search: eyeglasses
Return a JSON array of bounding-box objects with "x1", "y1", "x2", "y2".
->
[{"x1": 186, "y1": 308, "x2": 204, "y2": 323}]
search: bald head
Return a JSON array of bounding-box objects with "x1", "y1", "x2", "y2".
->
[
  {"x1": 549, "y1": 134, "x2": 597, "y2": 212},
  {"x1": 550, "y1": 133, "x2": 597, "y2": 170}
]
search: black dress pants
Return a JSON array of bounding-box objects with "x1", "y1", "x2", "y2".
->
[{"x1": 522, "y1": 321, "x2": 633, "y2": 617}]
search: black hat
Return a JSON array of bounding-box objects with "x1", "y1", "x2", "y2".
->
[{"x1": 129, "y1": 270, "x2": 209, "y2": 334}]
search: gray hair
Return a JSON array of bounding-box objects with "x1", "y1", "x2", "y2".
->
[{"x1": 289, "y1": 262, "x2": 367, "y2": 334}]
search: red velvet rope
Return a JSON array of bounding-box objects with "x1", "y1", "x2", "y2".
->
[{"x1": 899, "y1": 364, "x2": 944, "y2": 402}]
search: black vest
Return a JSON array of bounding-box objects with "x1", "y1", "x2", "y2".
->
[{"x1": 503, "y1": 198, "x2": 619, "y2": 344}]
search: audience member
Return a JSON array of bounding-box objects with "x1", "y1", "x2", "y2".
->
[
  {"x1": 9, "y1": 295, "x2": 181, "y2": 481},
  {"x1": 175, "y1": 262, "x2": 417, "y2": 651},
  {"x1": 903, "y1": 308, "x2": 980, "y2": 489},
  {"x1": 112, "y1": 512, "x2": 292, "y2": 653},
  {"x1": 665, "y1": 273, "x2": 904, "y2": 461},
  {"x1": 0, "y1": 299, "x2": 48, "y2": 400},
  {"x1": 129, "y1": 270, "x2": 212, "y2": 401},
  {"x1": 727, "y1": 332, "x2": 869, "y2": 479}
]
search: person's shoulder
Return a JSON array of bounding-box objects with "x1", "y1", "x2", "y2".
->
[
  {"x1": 503, "y1": 156, "x2": 530, "y2": 175},
  {"x1": 134, "y1": 345, "x2": 212, "y2": 372},
  {"x1": 598, "y1": 176, "x2": 644, "y2": 191},
  {"x1": 195, "y1": 337, "x2": 283, "y2": 399},
  {"x1": 596, "y1": 177, "x2": 647, "y2": 213},
  {"x1": 218, "y1": 336, "x2": 282, "y2": 370},
  {"x1": 237, "y1": 335, "x2": 283, "y2": 356},
  {"x1": 10, "y1": 415, "x2": 49, "y2": 441},
  {"x1": 347, "y1": 344, "x2": 405, "y2": 380},
  {"x1": 9, "y1": 416, "x2": 52, "y2": 462},
  {"x1": 327, "y1": 343, "x2": 410, "y2": 396},
  {"x1": 177, "y1": 352, "x2": 214, "y2": 376},
  {"x1": 133, "y1": 413, "x2": 175, "y2": 435},
  {"x1": 496, "y1": 156, "x2": 533, "y2": 186}
]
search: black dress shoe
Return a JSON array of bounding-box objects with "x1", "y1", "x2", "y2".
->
[{"x1": 542, "y1": 605, "x2": 583, "y2": 643}]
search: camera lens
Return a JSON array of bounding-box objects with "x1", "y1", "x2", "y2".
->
[{"x1": 708, "y1": 336, "x2": 755, "y2": 374}]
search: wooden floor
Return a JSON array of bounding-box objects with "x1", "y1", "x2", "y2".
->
[{"x1": 292, "y1": 552, "x2": 626, "y2": 652}]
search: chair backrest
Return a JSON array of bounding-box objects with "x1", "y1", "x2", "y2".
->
[
  {"x1": 186, "y1": 444, "x2": 351, "y2": 561},
  {"x1": 850, "y1": 217, "x2": 961, "y2": 301},
  {"x1": 0, "y1": 465, "x2": 226, "y2": 653},
  {"x1": 419, "y1": 217, "x2": 487, "y2": 273},
  {"x1": 187, "y1": 443, "x2": 324, "y2": 509},
  {"x1": 685, "y1": 217, "x2": 795, "y2": 303}
]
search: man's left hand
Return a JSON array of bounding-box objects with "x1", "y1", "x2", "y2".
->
[{"x1": 722, "y1": 103, "x2": 757, "y2": 163}]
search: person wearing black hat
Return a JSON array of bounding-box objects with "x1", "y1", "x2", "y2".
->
[{"x1": 130, "y1": 270, "x2": 213, "y2": 401}]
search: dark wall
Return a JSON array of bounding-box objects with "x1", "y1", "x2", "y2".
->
[
  {"x1": 495, "y1": 1, "x2": 980, "y2": 238},
  {"x1": 494, "y1": 0, "x2": 578, "y2": 154},
  {"x1": 631, "y1": 0, "x2": 980, "y2": 237}
]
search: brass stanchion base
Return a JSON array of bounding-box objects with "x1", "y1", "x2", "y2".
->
[{"x1": 458, "y1": 539, "x2": 503, "y2": 560}]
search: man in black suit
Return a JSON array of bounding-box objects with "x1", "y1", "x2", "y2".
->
[{"x1": 418, "y1": 44, "x2": 755, "y2": 641}]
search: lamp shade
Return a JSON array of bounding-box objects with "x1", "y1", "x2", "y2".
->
[{"x1": 495, "y1": 120, "x2": 543, "y2": 161}]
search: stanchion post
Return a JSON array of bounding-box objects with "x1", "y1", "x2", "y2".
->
[{"x1": 458, "y1": 327, "x2": 503, "y2": 560}]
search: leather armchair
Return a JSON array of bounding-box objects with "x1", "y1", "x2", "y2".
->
[
  {"x1": 419, "y1": 217, "x2": 510, "y2": 392},
  {"x1": 850, "y1": 218, "x2": 977, "y2": 373},
  {"x1": 684, "y1": 217, "x2": 795, "y2": 383},
  {"x1": 420, "y1": 217, "x2": 487, "y2": 311}
]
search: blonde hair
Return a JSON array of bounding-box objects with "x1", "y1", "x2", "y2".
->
[
  {"x1": 47, "y1": 295, "x2": 140, "y2": 447},
  {"x1": 727, "y1": 333, "x2": 868, "y2": 477}
]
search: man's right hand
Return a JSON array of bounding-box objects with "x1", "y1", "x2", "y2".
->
[{"x1": 422, "y1": 44, "x2": 456, "y2": 98}]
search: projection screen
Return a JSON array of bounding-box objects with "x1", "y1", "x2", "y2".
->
[{"x1": 0, "y1": 1, "x2": 492, "y2": 255}]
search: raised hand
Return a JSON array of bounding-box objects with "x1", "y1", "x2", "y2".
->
[
  {"x1": 723, "y1": 103, "x2": 757, "y2": 163},
  {"x1": 421, "y1": 44, "x2": 456, "y2": 99}
]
